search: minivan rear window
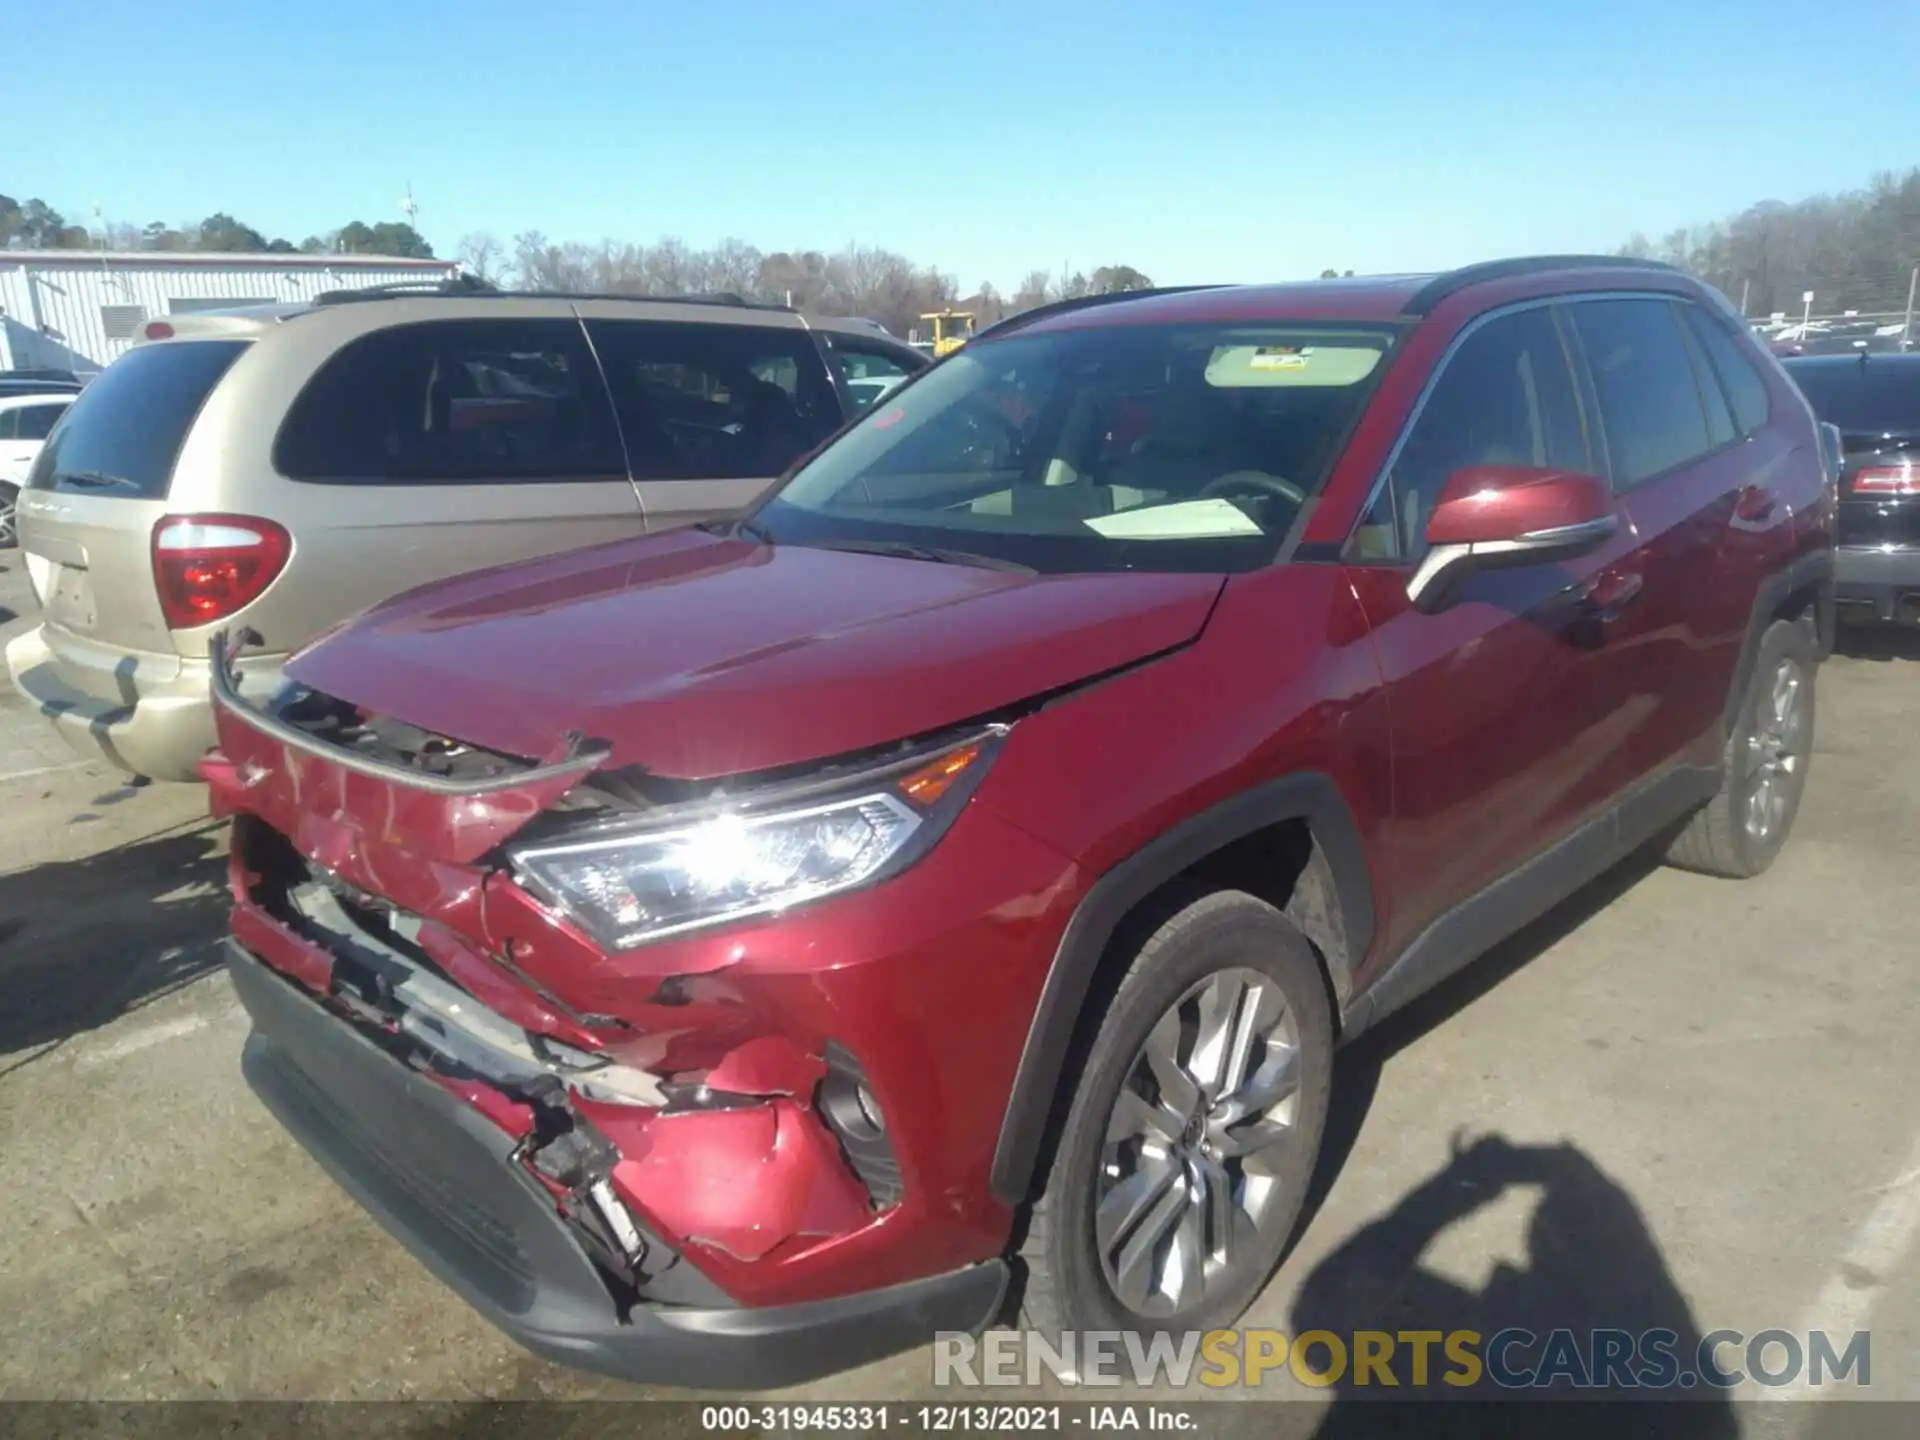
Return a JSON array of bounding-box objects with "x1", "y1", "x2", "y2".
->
[
  {"x1": 1783, "y1": 358, "x2": 1920, "y2": 437},
  {"x1": 28, "y1": 340, "x2": 247, "y2": 499}
]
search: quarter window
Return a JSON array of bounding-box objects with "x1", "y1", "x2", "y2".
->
[
  {"x1": 587, "y1": 320, "x2": 840, "y2": 481},
  {"x1": 275, "y1": 320, "x2": 625, "y2": 483},
  {"x1": 1683, "y1": 307, "x2": 1772, "y2": 436},
  {"x1": 1676, "y1": 315, "x2": 1737, "y2": 447},
  {"x1": 1568, "y1": 300, "x2": 1713, "y2": 489},
  {"x1": 1355, "y1": 305, "x2": 1591, "y2": 560}
]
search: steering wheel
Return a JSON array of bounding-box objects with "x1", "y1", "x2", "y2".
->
[{"x1": 1198, "y1": 470, "x2": 1308, "y2": 506}]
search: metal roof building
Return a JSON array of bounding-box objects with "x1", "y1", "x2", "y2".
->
[{"x1": 0, "y1": 249, "x2": 458, "y2": 374}]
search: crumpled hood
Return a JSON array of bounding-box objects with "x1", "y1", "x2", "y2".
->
[{"x1": 287, "y1": 528, "x2": 1225, "y2": 780}]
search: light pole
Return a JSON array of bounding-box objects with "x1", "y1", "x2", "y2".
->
[{"x1": 1904, "y1": 265, "x2": 1917, "y2": 353}]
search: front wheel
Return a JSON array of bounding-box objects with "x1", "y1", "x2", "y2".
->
[
  {"x1": 1665, "y1": 616, "x2": 1817, "y2": 878},
  {"x1": 1018, "y1": 890, "x2": 1332, "y2": 1344},
  {"x1": 0, "y1": 482, "x2": 19, "y2": 549}
]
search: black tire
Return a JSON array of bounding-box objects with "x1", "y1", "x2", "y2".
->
[
  {"x1": 0, "y1": 481, "x2": 19, "y2": 550},
  {"x1": 1665, "y1": 617, "x2": 1818, "y2": 879},
  {"x1": 1017, "y1": 889, "x2": 1333, "y2": 1346}
]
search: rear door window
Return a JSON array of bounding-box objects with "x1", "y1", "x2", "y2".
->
[
  {"x1": 28, "y1": 341, "x2": 246, "y2": 498},
  {"x1": 586, "y1": 320, "x2": 841, "y2": 480},
  {"x1": 1568, "y1": 300, "x2": 1713, "y2": 489},
  {"x1": 275, "y1": 319, "x2": 625, "y2": 483}
]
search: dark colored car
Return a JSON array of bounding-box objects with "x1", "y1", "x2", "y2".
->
[
  {"x1": 0, "y1": 369, "x2": 84, "y2": 400},
  {"x1": 206, "y1": 256, "x2": 1833, "y2": 1388},
  {"x1": 1782, "y1": 353, "x2": 1920, "y2": 624}
]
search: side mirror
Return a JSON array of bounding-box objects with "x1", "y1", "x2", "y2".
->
[{"x1": 1408, "y1": 464, "x2": 1618, "y2": 611}]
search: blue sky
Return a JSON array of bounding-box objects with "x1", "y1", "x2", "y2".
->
[{"x1": 11, "y1": 0, "x2": 1918, "y2": 291}]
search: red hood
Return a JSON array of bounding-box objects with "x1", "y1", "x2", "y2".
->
[{"x1": 287, "y1": 528, "x2": 1225, "y2": 780}]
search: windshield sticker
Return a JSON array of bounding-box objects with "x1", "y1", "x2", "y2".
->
[{"x1": 1249, "y1": 349, "x2": 1312, "y2": 371}]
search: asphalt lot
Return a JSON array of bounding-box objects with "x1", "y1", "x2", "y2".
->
[{"x1": 4, "y1": 549, "x2": 1920, "y2": 1435}]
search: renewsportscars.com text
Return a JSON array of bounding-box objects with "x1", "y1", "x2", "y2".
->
[{"x1": 934, "y1": 1326, "x2": 1871, "y2": 1391}]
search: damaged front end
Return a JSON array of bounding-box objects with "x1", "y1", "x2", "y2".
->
[{"x1": 204, "y1": 631, "x2": 1015, "y2": 1381}]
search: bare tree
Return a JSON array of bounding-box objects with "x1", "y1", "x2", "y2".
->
[
  {"x1": 1009, "y1": 270, "x2": 1052, "y2": 314},
  {"x1": 1620, "y1": 166, "x2": 1920, "y2": 317},
  {"x1": 457, "y1": 231, "x2": 505, "y2": 282}
]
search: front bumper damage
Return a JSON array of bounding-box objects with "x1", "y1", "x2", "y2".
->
[
  {"x1": 228, "y1": 940, "x2": 1006, "y2": 1389},
  {"x1": 204, "y1": 631, "x2": 1050, "y2": 1385}
]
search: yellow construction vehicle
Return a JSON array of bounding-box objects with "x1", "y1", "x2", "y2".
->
[{"x1": 918, "y1": 309, "x2": 977, "y2": 358}]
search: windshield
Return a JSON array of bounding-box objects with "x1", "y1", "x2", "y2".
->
[
  {"x1": 1784, "y1": 357, "x2": 1920, "y2": 436},
  {"x1": 756, "y1": 320, "x2": 1397, "y2": 573}
]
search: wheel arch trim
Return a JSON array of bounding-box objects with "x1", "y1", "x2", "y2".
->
[
  {"x1": 1724, "y1": 547, "x2": 1834, "y2": 740},
  {"x1": 987, "y1": 772, "x2": 1375, "y2": 1207}
]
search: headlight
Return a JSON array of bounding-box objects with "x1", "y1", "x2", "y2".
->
[{"x1": 508, "y1": 731, "x2": 1000, "y2": 949}]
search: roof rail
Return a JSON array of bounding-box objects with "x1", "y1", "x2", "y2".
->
[
  {"x1": 538, "y1": 290, "x2": 793, "y2": 311},
  {"x1": 1402, "y1": 255, "x2": 1680, "y2": 316},
  {"x1": 974, "y1": 285, "x2": 1233, "y2": 341},
  {"x1": 309, "y1": 279, "x2": 795, "y2": 313},
  {"x1": 314, "y1": 273, "x2": 499, "y2": 305}
]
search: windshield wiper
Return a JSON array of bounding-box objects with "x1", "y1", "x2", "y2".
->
[
  {"x1": 698, "y1": 514, "x2": 777, "y2": 543},
  {"x1": 52, "y1": 470, "x2": 139, "y2": 491},
  {"x1": 805, "y1": 538, "x2": 1035, "y2": 574}
]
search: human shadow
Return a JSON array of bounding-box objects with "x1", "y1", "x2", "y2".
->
[
  {"x1": 1292, "y1": 1133, "x2": 1739, "y2": 1437},
  {"x1": 1293, "y1": 847, "x2": 1664, "y2": 1249},
  {"x1": 0, "y1": 816, "x2": 228, "y2": 1070}
]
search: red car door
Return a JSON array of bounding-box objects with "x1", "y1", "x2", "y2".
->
[
  {"x1": 1340, "y1": 302, "x2": 1641, "y2": 973},
  {"x1": 1563, "y1": 297, "x2": 1793, "y2": 790}
]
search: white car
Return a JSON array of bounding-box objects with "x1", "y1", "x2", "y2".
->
[{"x1": 0, "y1": 392, "x2": 73, "y2": 548}]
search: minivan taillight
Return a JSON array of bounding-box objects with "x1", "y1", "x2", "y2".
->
[
  {"x1": 1851, "y1": 465, "x2": 1919, "y2": 497},
  {"x1": 152, "y1": 515, "x2": 292, "y2": 630}
]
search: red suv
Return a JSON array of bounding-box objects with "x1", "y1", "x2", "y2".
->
[{"x1": 206, "y1": 257, "x2": 1833, "y2": 1388}]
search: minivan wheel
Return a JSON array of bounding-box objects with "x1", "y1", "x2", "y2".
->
[
  {"x1": 0, "y1": 482, "x2": 19, "y2": 548},
  {"x1": 1665, "y1": 617, "x2": 1817, "y2": 879},
  {"x1": 1017, "y1": 890, "x2": 1332, "y2": 1347}
]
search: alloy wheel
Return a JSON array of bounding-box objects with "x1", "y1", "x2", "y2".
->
[
  {"x1": 0, "y1": 485, "x2": 17, "y2": 548},
  {"x1": 1093, "y1": 966, "x2": 1302, "y2": 1317},
  {"x1": 1745, "y1": 656, "x2": 1808, "y2": 842}
]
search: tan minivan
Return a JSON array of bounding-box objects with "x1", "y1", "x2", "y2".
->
[{"x1": 6, "y1": 285, "x2": 926, "y2": 781}]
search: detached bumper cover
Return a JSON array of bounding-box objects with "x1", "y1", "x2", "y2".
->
[
  {"x1": 227, "y1": 940, "x2": 1007, "y2": 1390},
  {"x1": 1834, "y1": 546, "x2": 1920, "y2": 622}
]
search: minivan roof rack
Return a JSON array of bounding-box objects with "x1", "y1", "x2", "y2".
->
[
  {"x1": 314, "y1": 273, "x2": 501, "y2": 305},
  {"x1": 974, "y1": 285, "x2": 1233, "y2": 341},
  {"x1": 308, "y1": 278, "x2": 795, "y2": 313},
  {"x1": 1402, "y1": 255, "x2": 1680, "y2": 316},
  {"x1": 497, "y1": 290, "x2": 794, "y2": 311}
]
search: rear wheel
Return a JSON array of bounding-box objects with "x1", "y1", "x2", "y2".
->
[
  {"x1": 0, "y1": 482, "x2": 19, "y2": 548},
  {"x1": 1665, "y1": 617, "x2": 1817, "y2": 878},
  {"x1": 1017, "y1": 890, "x2": 1332, "y2": 1346}
]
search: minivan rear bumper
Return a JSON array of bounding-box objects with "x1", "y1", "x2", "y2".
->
[
  {"x1": 227, "y1": 939, "x2": 1008, "y2": 1390},
  {"x1": 4, "y1": 624, "x2": 281, "y2": 781}
]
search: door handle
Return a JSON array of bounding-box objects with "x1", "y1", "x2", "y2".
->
[{"x1": 1579, "y1": 569, "x2": 1643, "y2": 621}]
